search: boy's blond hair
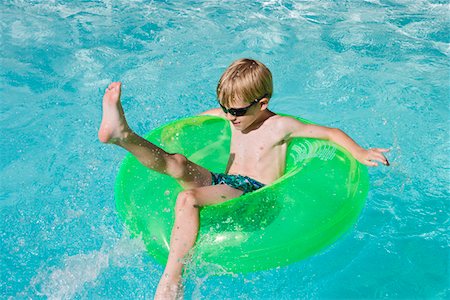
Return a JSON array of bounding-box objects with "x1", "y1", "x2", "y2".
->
[{"x1": 217, "y1": 58, "x2": 273, "y2": 107}]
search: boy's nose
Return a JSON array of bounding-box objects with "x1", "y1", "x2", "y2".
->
[{"x1": 225, "y1": 113, "x2": 237, "y2": 121}]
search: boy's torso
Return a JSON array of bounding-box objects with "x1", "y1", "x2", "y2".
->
[{"x1": 226, "y1": 113, "x2": 290, "y2": 185}]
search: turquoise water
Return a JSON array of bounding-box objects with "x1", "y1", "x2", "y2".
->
[{"x1": 1, "y1": 0, "x2": 448, "y2": 298}]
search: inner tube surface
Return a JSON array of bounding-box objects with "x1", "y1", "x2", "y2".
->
[{"x1": 115, "y1": 115, "x2": 369, "y2": 273}]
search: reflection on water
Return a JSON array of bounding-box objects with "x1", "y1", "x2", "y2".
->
[{"x1": 1, "y1": 0, "x2": 448, "y2": 298}]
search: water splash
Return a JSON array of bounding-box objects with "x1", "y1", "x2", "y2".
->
[{"x1": 28, "y1": 232, "x2": 148, "y2": 299}]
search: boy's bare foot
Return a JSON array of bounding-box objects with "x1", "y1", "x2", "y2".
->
[
  {"x1": 154, "y1": 282, "x2": 181, "y2": 300},
  {"x1": 98, "y1": 82, "x2": 131, "y2": 143},
  {"x1": 154, "y1": 274, "x2": 183, "y2": 300}
]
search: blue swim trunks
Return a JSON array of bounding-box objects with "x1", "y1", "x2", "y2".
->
[{"x1": 210, "y1": 172, "x2": 265, "y2": 194}]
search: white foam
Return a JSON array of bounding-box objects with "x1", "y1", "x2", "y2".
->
[
  {"x1": 39, "y1": 251, "x2": 109, "y2": 299},
  {"x1": 30, "y1": 232, "x2": 147, "y2": 299}
]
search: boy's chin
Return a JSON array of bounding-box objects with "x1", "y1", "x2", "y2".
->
[{"x1": 232, "y1": 121, "x2": 246, "y2": 130}]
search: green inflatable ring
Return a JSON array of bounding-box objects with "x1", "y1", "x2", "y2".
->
[{"x1": 115, "y1": 115, "x2": 369, "y2": 274}]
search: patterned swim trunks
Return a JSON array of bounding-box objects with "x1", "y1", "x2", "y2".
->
[{"x1": 210, "y1": 172, "x2": 266, "y2": 195}]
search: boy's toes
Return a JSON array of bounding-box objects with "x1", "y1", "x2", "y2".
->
[
  {"x1": 104, "y1": 83, "x2": 118, "y2": 94},
  {"x1": 111, "y1": 82, "x2": 121, "y2": 89}
]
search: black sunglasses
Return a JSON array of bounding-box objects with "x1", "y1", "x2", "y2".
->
[{"x1": 219, "y1": 94, "x2": 268, "y2": 117}]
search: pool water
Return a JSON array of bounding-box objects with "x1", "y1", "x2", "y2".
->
[{"x1": 1, "y1": 0, "x2": 448, "y2": 299}]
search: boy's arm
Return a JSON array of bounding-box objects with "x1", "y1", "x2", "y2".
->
[{"x1": 283, "y1": 117, "x2": 390, "y2": 167}]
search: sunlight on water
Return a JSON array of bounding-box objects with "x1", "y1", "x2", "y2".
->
[{"x1": 1, "y1": 0, "x2": 448, "y2": 298}]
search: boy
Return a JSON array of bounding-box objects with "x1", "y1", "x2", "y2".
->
[{"x1": 98, "y1": 58, "x2": 389, "y2": 299}]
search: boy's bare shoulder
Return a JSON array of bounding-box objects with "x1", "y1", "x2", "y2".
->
[
  {"x1": 263, "y1": 114, "x2": 311, "y2": 143},
  {"x1": 269, "y1": 114, "x2": 306, "y2": 132},
  {"x1": 199, "y1": 108, "x2": 225, "y2": 118}
]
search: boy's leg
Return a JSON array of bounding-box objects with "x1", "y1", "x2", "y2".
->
[
  {"x1": 99, "y1": 82, "x2": 212, "y2": 189},
  {"x1": 154, "y1": 184, "x2": 243, "y2": 300}
]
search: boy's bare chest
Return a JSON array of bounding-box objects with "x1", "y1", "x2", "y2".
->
[
  {"x1": 229, "y1": 130, "x2": 282, "y2": 160},
  {"x1": 227, "y1": 129, "x2": 287, "y2": 182},
  {"x1": 226, "y1": 119, "x2": 288, "y2": 182}
]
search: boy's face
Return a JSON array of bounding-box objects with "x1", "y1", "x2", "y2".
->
[{"x1": 221, "y1": 97, "x2": 268, "y2": 132}]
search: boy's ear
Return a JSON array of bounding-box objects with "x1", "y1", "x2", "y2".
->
[{"x1": 259, "y1": 97, "x2": 269, "y2": 110}]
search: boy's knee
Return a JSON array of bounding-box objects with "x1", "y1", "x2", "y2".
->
[
  {"x1": 175, "y1": 190, "x2": 199, "y2": 211},
  {"x1": 166, "y1": 154, "x2": 188, "y2": 179}
]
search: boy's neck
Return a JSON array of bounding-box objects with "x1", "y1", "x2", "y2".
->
[{"x1": 238, "y1": 109, "x2": 276, "y2": 134}]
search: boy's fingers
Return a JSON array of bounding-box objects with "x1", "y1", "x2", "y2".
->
[
  {"x1": 370, "y1": 156, "x2": 390, "y2": 166},
  {"x1": 374, "y1": 153, "x2": 387, "y2": 162},
  {"x1": 375, "y1": 156, "x2": 389, "y2": 166},
  {"x1": 363, "y1": 159, "x2": 377, "y2": 167},
  {"x1": 369, "y1": 149, "x2": 390, "y2": 166},
  {"x1": 368, "y1": 151, "x2": 382, "y2": 160},
  {"x1": 379, "y1": 158, "x2": 390, "y2": 166}
]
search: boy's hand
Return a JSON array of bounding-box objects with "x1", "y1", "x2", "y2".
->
[{"x1": 356, "y1": 148, "x2": 390, "y2": 167}]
